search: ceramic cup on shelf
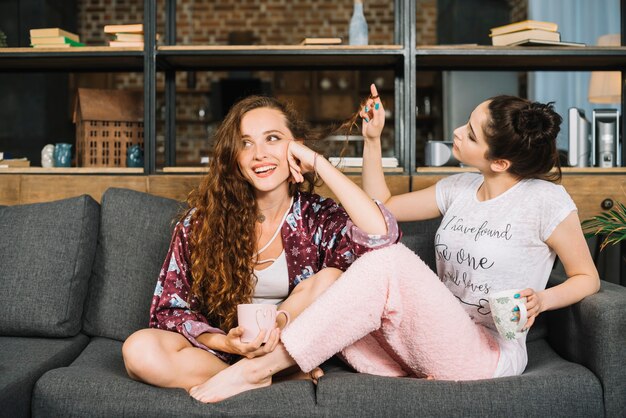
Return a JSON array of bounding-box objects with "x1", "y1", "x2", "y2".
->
[
  {"x1": 41, "y1": 144, "x2": 55, "y2": 168},
  {"x1": 53, "y1": 143, "x2": 72, "y2": 167},
  {"x1": 126, "y1": 144, "x2": 144, "y2": 168}
]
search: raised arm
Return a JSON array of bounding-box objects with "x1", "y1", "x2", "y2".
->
[
  {"x1": 361, "y1": 84, "x2": 391, "y2": 203},
  {"x1": 361, "y1": 83, "x2": 441, "y2": 222},
  {"x1": 287, "y1": 140, "x2": 388, "y2": 235}
]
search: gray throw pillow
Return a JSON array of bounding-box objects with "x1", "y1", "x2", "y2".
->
[
  {"x1": 82, "y1": 188, "x2": 184, "y2": 341},
  {"x1": 0, "y1": 195, "x2": 99, "y2": 337}
]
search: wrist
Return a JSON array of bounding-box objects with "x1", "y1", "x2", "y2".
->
[
  {"x1": 363, "y1": 134, "x2": 382, "y2": 142},
  {"x1": 198, "y1": 332, "x2": 227, "y2": 352}
]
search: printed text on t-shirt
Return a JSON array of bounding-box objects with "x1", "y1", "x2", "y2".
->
[{"x1": 442, "y1": 216, "x2": 512, "y2": 242}]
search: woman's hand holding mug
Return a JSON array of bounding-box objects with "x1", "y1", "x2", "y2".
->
[{"x1": 222, "y1": 325, "x2": 281, "y2": 359}]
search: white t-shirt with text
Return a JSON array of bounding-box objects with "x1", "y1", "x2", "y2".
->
[{"x1": 435, "y1": 173, "x2": 576, "y2": 377}]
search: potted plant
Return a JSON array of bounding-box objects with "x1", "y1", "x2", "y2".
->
[{"x1": 582, "y1": 202, "x2": 626, "y2": 250}]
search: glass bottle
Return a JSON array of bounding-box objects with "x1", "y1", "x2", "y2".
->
[{"x1": 349, "y1": 0, "x2": 368, "y2": 45}]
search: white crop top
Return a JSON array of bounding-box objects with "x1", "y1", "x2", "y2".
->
[{"x1": 252, "y1": 250, "x2": 289, "y2": 305}]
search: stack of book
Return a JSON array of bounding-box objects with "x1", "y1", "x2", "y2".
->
[
  {"x1": 489, "y1": 20, "x2": 584, "y2": 47},
  {"x1": 0, "y1": 153, "x2": 30, "y2": 168},
  {"x1": 104, "y1": 23, "x2": 145, "y2": 47},
  {"x1": 30, "y1": 28, "x2": 84, "y2": 48}
]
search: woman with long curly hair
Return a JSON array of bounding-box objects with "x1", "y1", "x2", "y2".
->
[{"x1": 122, "y1": 94, "x2": 400, "y2": 392}]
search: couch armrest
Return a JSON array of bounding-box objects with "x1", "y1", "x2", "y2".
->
[{"x1": 546, "y1": 276, "x2": 626, "y2": 418}]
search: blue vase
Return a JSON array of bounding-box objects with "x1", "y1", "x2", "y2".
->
[
  {"x1": 53, "y1": 143, "x2": 72, "y2": 167},
  {"x1": 126, "y1": 144, "x2": 144, "y2": 168}
]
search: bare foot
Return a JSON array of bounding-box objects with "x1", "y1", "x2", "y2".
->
[{"x1": 189, "y1": 358, "x2": 272, "y2": 403}]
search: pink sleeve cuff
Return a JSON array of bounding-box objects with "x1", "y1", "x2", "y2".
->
[
  {"x1": 181, "y1": 320, "x2": 231, "y2": 363},
  {"x1": 346, "y1": 200, "x2": 400, "y2": 248}
]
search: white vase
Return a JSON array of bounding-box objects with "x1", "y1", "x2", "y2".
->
[{"x1": 349, "y1": 0, "x2": 368, "y2": 46}]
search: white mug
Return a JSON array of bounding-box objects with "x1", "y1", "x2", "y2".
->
[
  {"x1": 488, "y1": 289, "x2": 528, "y2": 340},
  {"x1": 237, "y1": 304, "x2": 290, "y2": 343}
]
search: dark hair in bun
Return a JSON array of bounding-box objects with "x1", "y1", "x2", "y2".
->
[{"x1": 484, "y1": 95, "x2": 562, "y2": 182}]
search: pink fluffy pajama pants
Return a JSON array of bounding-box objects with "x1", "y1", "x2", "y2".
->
[{"x1": 281, "y1": 243, "x2": 500, "y2": 381}]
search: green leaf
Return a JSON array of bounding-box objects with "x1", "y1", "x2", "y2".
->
[{"x1": 581, "y1": 201, "x2": 626, "y2": 250}]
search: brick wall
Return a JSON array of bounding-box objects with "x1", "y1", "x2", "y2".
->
[{"x1": 73, "y1": 0, "x2": 474, "y2": 165}]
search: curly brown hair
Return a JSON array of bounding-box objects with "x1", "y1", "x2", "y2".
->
[{"x1": 185, "y1": 95, "x2": 317, "y2": 332}]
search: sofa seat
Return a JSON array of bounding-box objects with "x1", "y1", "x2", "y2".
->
[
  {"x1": 32, "y1": 337, "x2": 318, "y2": 417},
  {"x1": 315, "y1": 338, "x2": 604, "y2": 417},
  {"x1": 0, "y1": 334, "x2": 89, "y2": 417}
]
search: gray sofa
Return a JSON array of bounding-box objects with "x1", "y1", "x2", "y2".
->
[{"x1": 1, "y1": 187, "x2": 624, "y2": 417}]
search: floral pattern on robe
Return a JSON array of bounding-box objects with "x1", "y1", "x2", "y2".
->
[{"x1": 149, "y1": 190, "x2": 400, "y2": 363}]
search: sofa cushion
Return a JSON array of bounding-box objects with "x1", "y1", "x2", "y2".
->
[
  {"x1": 399, "y1": 219, "x2": 439, "y2": 272},
  {"x1": 82, "y1": 188, "x2": 183, "y2": 341},
  {"x1": 0, "y1": 195, "x2": 99, "y2": 337},
  {"x1": 315, "y1": 338, "x2": 603, "y2": 417},
  {"x1": 0, "y1": 334, "x2": 89, "y2": 418},
  {"x1": 32, "y1": 337, "x2": 318, "y2": 417}
]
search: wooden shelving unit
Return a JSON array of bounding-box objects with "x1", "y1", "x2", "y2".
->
[
  {"x1": 0, "y1": 0, "x2": 625, "y2": 212},
  {"x1": 415, "y1": 45, "x2": 626, "y2": 70},
  {"x1": 0, "y1": 167, "x2": 144, "y2": 174},
  {"x1": 0, "y1": 47, "x2": 144, "y2": 72},
  {"x1": 157, "y1": 45, "x2": 404, "y2": 70}
]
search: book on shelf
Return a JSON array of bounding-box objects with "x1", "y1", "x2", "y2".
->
[
  {"x1": 31, "y1": 36, "x2": 85, "y2": 47},
  {"x1": 0, "y1": 157, "x2": 30, "y2": 168},
  {"x1": 29, "y1": 28, "x2": 80, "y2": 43},
  {"x1": 490, "y1": 19, "x2": 558, "y2": 37},
  {"x1": 103, "y1": 23, "x2": 143, "y2": 34},
  {"x1": 108, "y1": 40, "x2": 144, "y2": 47},
  {"x1": 300, "y1": 37, "x2": 342, "y2": 45},
  {"x1": 491, "y1": 28, "x2": 560, "y2": 46},
  {"x1": 508, "y1": 38, "x2": 586, "y2": 47},
  {"x1": 328, "y1": 157, "x2": 398, "y2": 168},
  {"x1": 32, "y1": 43, "x2": 76, "y2": 48},
  {"x1": 114, "y1": 33, "x2": 145, "y2": 42}
]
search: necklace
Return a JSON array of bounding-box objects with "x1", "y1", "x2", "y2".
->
[
  {"x1": 257, "y1": 197, "x2": 288, "y2": 223},
  {"x1": 254, "y1": 196, "x2": 294, "y2": 262}
]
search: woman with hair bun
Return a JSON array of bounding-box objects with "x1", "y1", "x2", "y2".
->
[{"x1": 191, "y1": 88, "x2": 599, "y2": 403}]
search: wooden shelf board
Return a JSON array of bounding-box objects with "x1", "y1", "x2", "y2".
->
[
  {"x1": 161, "y1": 166, "x2": 405, "y2": 174},
  {"x1": 157, "y1": 45, "x2": 404, "y2": 70},
  {"x1": 415, "y1": 46, "x2": 626, "y2": 70},
  {"x1": 0, "y1": 167, "x2": 144, "y2": 174},
  {"x1": 0, "y1": 46, "x2": 144, "y2": 72},
  {"x1": 415, "y1": 166, "x2": 626, "y2": 175},
  {"x1": 161, "y1": 167, "x2": 209, "y2": 173}
]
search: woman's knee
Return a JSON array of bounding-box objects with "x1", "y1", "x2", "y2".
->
[
  {"x1": 122, "y1": 328, "x2": 169, "y2": 378},
  {"x1": 357, "y1": 244, "x2": 426, "y2": 273},
  {"x1": 123, "y1": 330, "x2": 148, "y2": 372}
]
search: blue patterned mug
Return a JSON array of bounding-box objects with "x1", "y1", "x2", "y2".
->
[
  {"x1": 53, "y1": 143, "x2": 72, "y2": 167},
  {"x1": 126, "y1": 144, "x2": 144, "y2": 168},
  {"x1": 488, "y1": 289, "x2": 528, "y2": 340}
]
